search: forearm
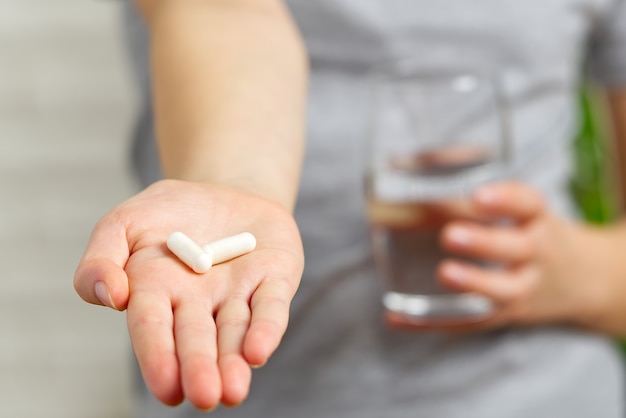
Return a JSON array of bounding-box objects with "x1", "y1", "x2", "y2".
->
[
  {"x1": 567, "y1": 220, "x2": 626, "y2": 337},
  {"x1": 608, "y1": 89, "x2": 626, "y2": 210},
  {"x1": 567, "y1": 89, "x2": 626, "y2": 336},
  {"x1": 587, "y1": 90, "x2": 626, "y2": 336},
  {"x1": 136, "y1": 0, "x2": 308, "y2": 210}
]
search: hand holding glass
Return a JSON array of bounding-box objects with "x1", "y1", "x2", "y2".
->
[{"x1": 366, "y1": 70, "x2": 510, "y2": 324}]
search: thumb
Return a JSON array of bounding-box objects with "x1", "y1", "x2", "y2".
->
[{"x1": 74, "y1": 216, "x2": 131, "y2": 311}]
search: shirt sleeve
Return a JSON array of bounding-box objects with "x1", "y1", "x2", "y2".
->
[{"x1": 588, "y1": 0, "x2": 626, "y2": 88}]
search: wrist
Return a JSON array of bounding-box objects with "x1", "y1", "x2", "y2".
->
[
  {"x1": 572, "y1": 222, "x2": 626, "y2": 336},
  {"x1": 163, "y1": 171, "x2": 298, "y2": 213},
  {"x1": 158, "y1": 135, "x2": 304, "y2": 213}
]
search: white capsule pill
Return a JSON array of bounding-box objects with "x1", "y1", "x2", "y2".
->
[
  {"x1": 167, "y1": 231, "x2": 213, "y2": 273},
  {"x1": 202, "y1": 232, "x2": 256, "y2": 265}
]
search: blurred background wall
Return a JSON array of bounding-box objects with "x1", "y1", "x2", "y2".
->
[{"x1": 0, "y1": 1, "x2": 137, "y2": 417}]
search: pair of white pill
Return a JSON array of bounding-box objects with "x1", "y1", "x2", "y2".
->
[{"x1": 166, "y1": 231, "x2": 257, "y2": 273}]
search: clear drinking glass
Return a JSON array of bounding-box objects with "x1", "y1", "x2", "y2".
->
[{"x1": 365, "y1": 67, "x2": 510, "y2": 324}]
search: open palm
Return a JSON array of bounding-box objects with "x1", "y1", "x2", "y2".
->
[{"x1": 74, "y1": 179, "x2": 304, "y2": 410}]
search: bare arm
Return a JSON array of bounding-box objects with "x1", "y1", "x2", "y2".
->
[
  {"x1": 581, "y1": 89, "x2": 626, "y2": 336},
  {"x1": 608, "y1": 89, "x2": 626, "y2": 211},
  {"x1": 136, "y1": 0, "x2": 308, "y2": 209},
  {"x1": 74, "y1": 0, "x2": 309, "y2": 409}
]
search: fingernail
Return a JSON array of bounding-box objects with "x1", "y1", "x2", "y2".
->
[
  {"x1": 250, "y1": 362, "x2": 266, "y2": 369},
  {"x1": 475, "y1": 186, "x2": 498, "y2": 205},
  {"x1": 442, "y1": 263, "x2": 469, "y2": 284},
  {"x1": 199, "y1": 405, "x2": 218, "y2": 413},
  {"x1": 447, "y1": 226, "x2": 473, "y2": 245},
  {"x1": 95, "y1": 282, "x2": 116, "y2": 309}
]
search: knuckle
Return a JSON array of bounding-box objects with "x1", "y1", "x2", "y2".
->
[
  {"x1": 217, "y1": 314, "x2": 250, "y2": 329},
  {"x1": 131, "y1": 312, "x2": 170, "y2": 330},
  {"x1": 516, "y1": 239, "x2": 535, "y2": 260},
  {"x1": 176, "y1": 319, "x2": 215, "y2": 337}
]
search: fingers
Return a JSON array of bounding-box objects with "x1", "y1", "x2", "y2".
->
[
  {"x1": 441, "y1": 182, "x2": 546, "y2": 265},
  {"x1": 174, "y1": 299, "x2": 222, "y2": 411},
  {"x1": 173, "y1": 276, "x2": 295, "y2": 408},
  {"x1": 439, "y1": 260, "x2": 538, "y2": 304},
  {"x1": 74, "y1": 216, "x2": 130, "y2": 310},
  {"x1": 243, "y1": 277, "x2": 294, "y2": 367},
  {"x1": 127, "y1": 290, "x2": 184, "y2": 406},
  {"x1": 216, "y1": 298, "x2": 253, "y2": 406},
  {"x1": 441, "y1": 221, "x2": 533, "y2": 264},
  {"x1": 474, "y1": 182, "x2": 546, "y2": 223}
]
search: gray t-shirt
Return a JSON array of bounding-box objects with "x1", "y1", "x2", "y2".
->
[{"x1": 122, "y1": 1, "x2": 626, "y2": 417}]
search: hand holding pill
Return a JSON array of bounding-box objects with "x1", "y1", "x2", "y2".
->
[{"x1": 74, "y1": 180, "x2": 304, "y2": 410}]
